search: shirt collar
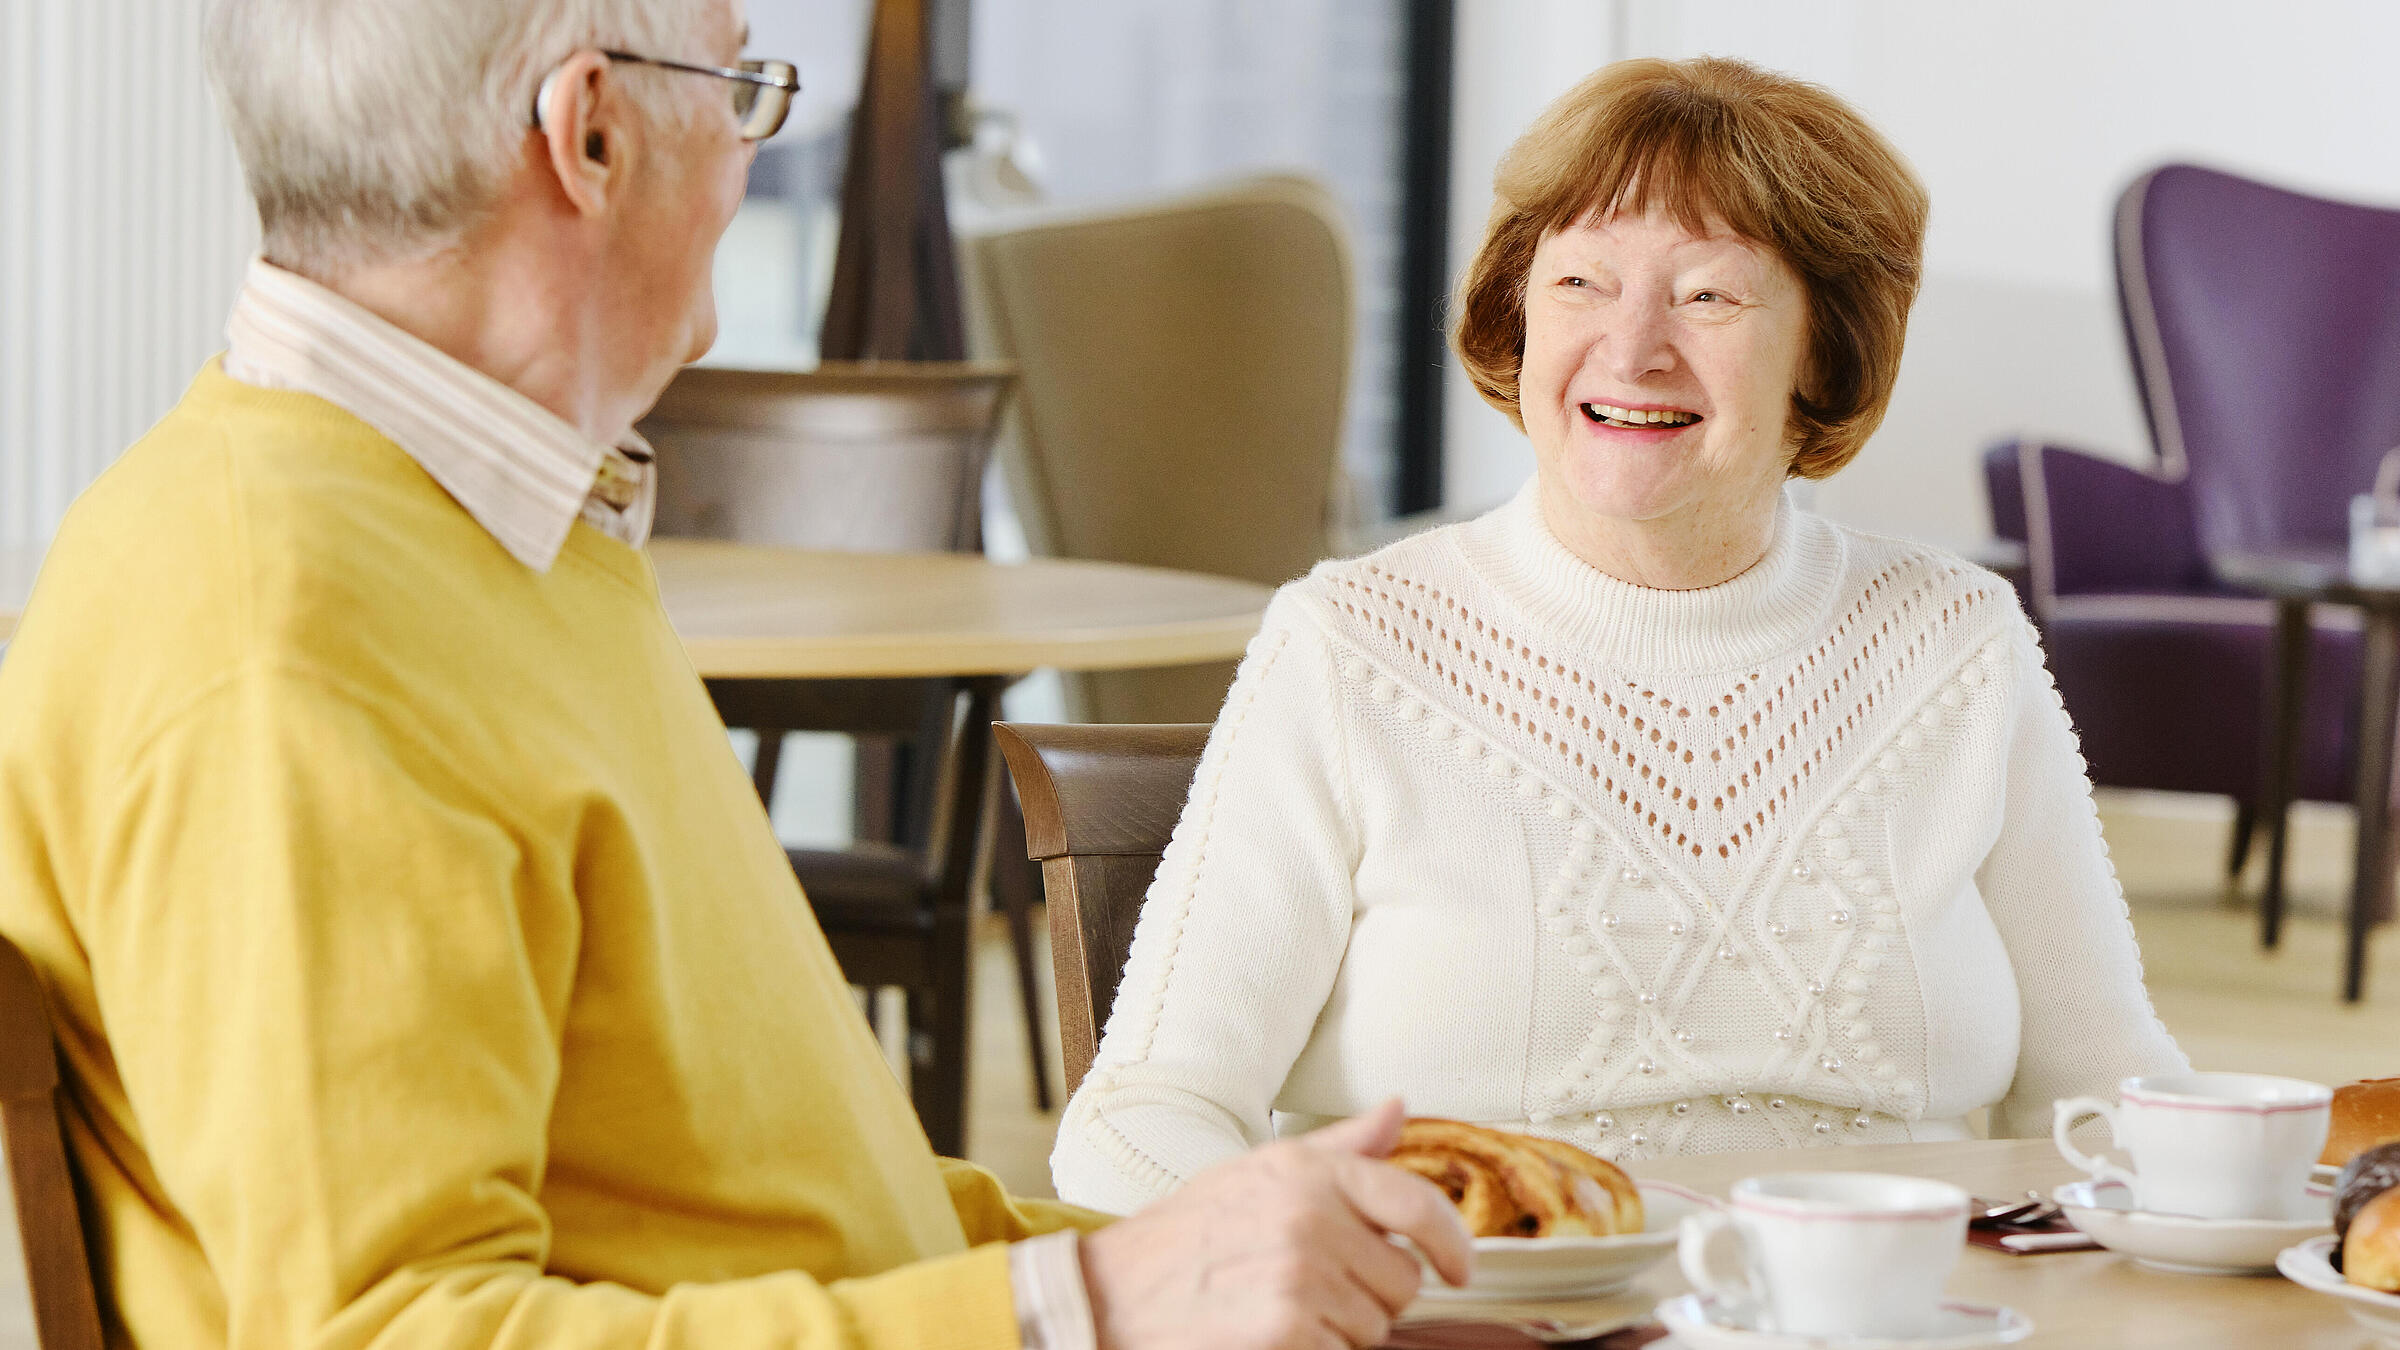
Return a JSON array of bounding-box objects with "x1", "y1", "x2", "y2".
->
[{"x1": 221, "y1": 257, "x2": 655, "y2": 571}]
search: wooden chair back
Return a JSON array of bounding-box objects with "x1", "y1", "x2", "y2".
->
[
  {"x1": 641, "y1": 362, "x2": 1014, "y2": 554},
  {"x1": 992, "y1": 722, "x2": 1210, "y2": 1093},
  {"x1": 643, "y1": 360, "x2": 1016, "y2": 830},
  {"x1": 0, "y1": 936, "x2": 103, "y2": 1350}
]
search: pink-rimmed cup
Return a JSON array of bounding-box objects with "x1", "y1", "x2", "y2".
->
[
  {"x1": 2052, "y1": 1072, "x2": 2330, "y2": 1221},
  {"x1": 1675, "y1": 1172, "x2": 1968, "y2": 1338}
]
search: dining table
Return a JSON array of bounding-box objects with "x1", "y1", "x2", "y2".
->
[
  {"x1": 2211, "y1": 545, "x2": 2399, "y2": 1003},
  {"x1": 1397, "y1": 1137, "x2": 2367, "y2": 1349},
  {"x1": 646, "y1": 537, "x2": 1272, "y2": 679}
]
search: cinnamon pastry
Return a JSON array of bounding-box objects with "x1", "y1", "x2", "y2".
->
[
  {"x1": 1388, "y1": 1117, "x2": 1644, "y2": 1238},
  {"x1": 1515, "y1": 1132, "x2": 1645, "y2": 1236}
]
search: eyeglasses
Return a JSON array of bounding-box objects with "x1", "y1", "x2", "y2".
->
[{"x1": 532, "y1": 50, "x2": 801, "y2": 142}]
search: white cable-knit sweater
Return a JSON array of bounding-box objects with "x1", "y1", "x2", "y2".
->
[{"x1": 1051, "y1": 487, "x2": 2189, "y2": 1214}]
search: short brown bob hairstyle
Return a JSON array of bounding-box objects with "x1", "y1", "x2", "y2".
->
[{"x1": 1453, "y1": 56, "x2": 1928, "y2": 480}]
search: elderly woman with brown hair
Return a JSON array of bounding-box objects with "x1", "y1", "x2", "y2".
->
[{"x1": 1052, "y1": 55, "x2": 2186, "y2": 1214}]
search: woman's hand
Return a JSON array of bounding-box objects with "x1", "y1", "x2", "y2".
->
[{"x1": 1078, "y1": 1099, "x2": 1474, "y2": 1350}]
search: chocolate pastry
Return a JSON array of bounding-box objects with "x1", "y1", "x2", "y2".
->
[
  {"x1": 2338, "y1": 1141, "x2": 2400, "y2": 1243},
  {"x1": 2336, "y1": 1139, "x2": 2400, "y2": 1286}
]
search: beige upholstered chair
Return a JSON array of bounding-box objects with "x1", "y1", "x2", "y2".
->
[{"x1": 961, "y1": 175, "x2": 1355, "y2": 722}]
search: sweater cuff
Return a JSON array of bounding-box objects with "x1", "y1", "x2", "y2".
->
[
  {"x1": 836, "y1": 1242, "x2": 1021, "y2": 1350},
  {"x1": 1008, "y1": 1231, "x2": 1097, "y2": 1350}
]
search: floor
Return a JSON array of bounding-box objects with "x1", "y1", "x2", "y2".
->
[{"x1": 960, "y1": 790, "x2": 2400, "y2": 1200}]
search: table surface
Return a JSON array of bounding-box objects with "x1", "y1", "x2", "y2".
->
[
  {"x1": 0, "y1": 541, "x2": 1276, "y2": 679},
  {"x1": 2215, "y1": 545, "x2": 2400, "y2": 606},
  {"x1": 1505, "y1": 1138, "x2": 2360, "y2": 1349}
]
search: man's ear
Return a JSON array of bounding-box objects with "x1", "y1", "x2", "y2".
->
[{"x1": 534, "y1": 50, "x2": 621, "y2": 218}]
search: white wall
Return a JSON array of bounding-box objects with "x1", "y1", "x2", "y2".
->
[{"x1": 1441, "y1": 0, "x2": 2400, "y2": 547}]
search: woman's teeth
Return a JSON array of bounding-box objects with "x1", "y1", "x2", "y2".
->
[{"x1": 1582, "y1": 403, "x2": 1698, "y2": 429}]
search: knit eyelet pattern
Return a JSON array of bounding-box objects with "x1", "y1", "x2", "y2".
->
[
  {"x1": 1320, "y1": 542, "x2": 2011, "y2": 1159},
  {"x1": 1328, "y1": 558, "x2": 2001, "y2": 864}
]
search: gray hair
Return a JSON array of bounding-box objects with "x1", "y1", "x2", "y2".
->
[{"x1": 203, "y1": 0, "x2": 717, "y2": 276}]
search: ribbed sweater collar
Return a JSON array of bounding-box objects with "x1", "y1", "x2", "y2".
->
[{"x1": 1452, "y1": 480, "x2": 1847, "y2": 675}]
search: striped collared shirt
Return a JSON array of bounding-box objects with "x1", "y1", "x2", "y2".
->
[{"x1": 221, "y1": 258, "x2": 655, "y2": 572}]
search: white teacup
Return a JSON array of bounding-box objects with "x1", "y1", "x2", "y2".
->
[
  {"x1": 2052, "y1": 1072, "x2": 2331, "y2": 1221},
  {"x1": 1676, "y1": 1172, "x2": 1968, "y2": 1338}
]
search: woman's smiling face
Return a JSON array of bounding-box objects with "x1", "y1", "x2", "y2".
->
[{"x1": 1519, "y1": 206, "x2": 1811, "y2": 538}]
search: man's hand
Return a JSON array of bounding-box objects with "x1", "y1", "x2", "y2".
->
[{"x1": 1077, "y1": 1099, "x2": 1473, "y2": 1350}]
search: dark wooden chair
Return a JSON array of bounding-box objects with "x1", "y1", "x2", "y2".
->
[
  {"x1": 991, "y1": 723, "x2": 1209, "y2": 1094},
  {"x1": 644, "y1": 363, "x2": 1052, "y2": 1151},
  {"x1": 0, "y1": 935, "x2": 105, "y2": 1350}
]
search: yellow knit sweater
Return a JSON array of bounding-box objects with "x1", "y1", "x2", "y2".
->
[{"x1": 0, "y1": 365, "x2": 1099, "y2": 1348}]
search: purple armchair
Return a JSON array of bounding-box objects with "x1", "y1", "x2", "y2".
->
[
  {"x1": 1986, "y1": 163, "x2": 2400, "y2": 950},
  {"x1": 1983, "y1": 438, "x2": 2359, "y2": 832}
]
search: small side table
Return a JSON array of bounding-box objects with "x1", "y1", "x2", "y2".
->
[{"x1": 2214, "y1": 546, "x2": 2395, "y2": 1002}]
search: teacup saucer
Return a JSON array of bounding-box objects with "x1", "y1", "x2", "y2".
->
[
  {"x1": 1654, "y1": 1295, "x2": 2032, "y2": 1349},
  {"x1": 2053, "y1": 1179, "x2": 2330, "y2": 1274},
  {"x1": 2277, "y1": 1234, "x2": 2400, "y2": 1348}
]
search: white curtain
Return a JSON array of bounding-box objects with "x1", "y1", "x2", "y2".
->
[{"x1": 0, "y1": 1, "x2": 257, "y2": 552}]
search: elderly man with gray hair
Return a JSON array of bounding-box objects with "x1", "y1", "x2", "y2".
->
[{"x1": 0, "y1": 1, "x2": 1470, "y2": 1347}]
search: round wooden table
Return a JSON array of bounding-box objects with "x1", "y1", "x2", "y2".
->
[
  {"x1": 1443, "y1": 1138, "x2": 2362, "y2": 1349},
  {"x1": 648, "y1": 538, "x2": 1273, "y2": 678},
  {"x1": 649, "y1": 541, "x2": 1270, "y2": 1153}
]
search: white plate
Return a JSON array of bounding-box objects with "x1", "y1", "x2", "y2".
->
[
  {"x1": 1414, "y1": 1180, "x2": 1715, "y2": 1302},
  {"x1": 1654, "y1": 1294, "x2": 2032, "y2": 1349},
  {"x1": 2054, "y1": 1178, "x2": 2330, "y2": 1274},
  {"x1": 2278, "y1": 1235, "x2": 2400, "y2": 1348}
]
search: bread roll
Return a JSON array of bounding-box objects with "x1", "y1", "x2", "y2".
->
[
  {"x1": 2346, "y1": 1183, "x2": 2400, "y2": 1292},
  {"x1": 2325, "y1": 1078, "x2": 2400, "y2": 1167},
  {"x1": 1388, "y1": 1118, "x2": 1644, "y2": 1238}
]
